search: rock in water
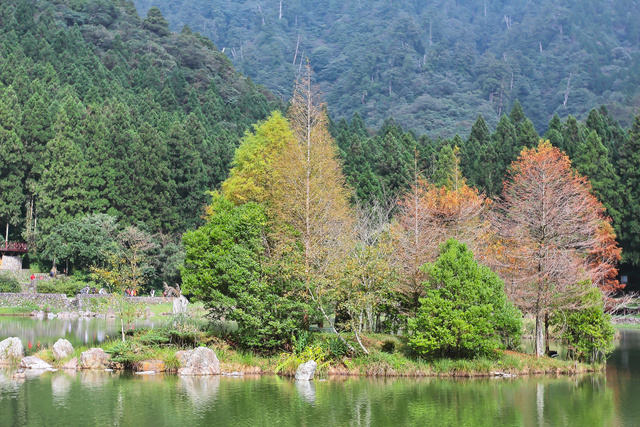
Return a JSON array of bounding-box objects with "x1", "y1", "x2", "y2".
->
[
  {"x1": 172, "y1": 295, "x2": 189, "y2": 314},
  {"x1": 62, "y1": 358, "x2": 79, "y2": 370},
  {"x1": 80, "y1": 348, "x2": 110, "y2": 369},
  {"x1": 295, "y1": 360, "x2": 317, "y2": 381},
  {"x1": 20, "y1": 356, "x2": 54, "y2": 370},
  {"x1": 178, "y1": 347, "x2": 220, "y2": 376},
  {"x1": 0, "y1": 337, "x2": 25, "y2": 365},
  {"x1": 52, "y1": 339, "x2": 74, "y2": 360}
]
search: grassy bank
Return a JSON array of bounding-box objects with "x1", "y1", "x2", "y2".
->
[
  {"x1": 0, "y1": 306, "x2": 38, "y2": 315},
  {"x1": 27, "y1": 325, "x2": 600, "y2": 377}
]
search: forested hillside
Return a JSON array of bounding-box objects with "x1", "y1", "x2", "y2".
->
[
  {"x1": 133, "y1": 0, "x2": 640, "y2": 137},
  {"x1": 0, "y1": 0, "x2": 280, "y2": 240}
]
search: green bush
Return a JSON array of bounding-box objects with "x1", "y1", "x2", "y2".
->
[
  {"x1": 553, "y1": 287, "x2": 615, "y2": 364},
  {"x1": 408, "y1": 239, "x2": 522, "y2": 359},
  {"x1": 327, "y1": 337, "x2": 350, "y2": 359},
  {"x1": 0, "y1": 274, "x2": 21, "y2": 293},
  {"x1": 36, "y1": 278, "x2": 83, "y2": 297}
]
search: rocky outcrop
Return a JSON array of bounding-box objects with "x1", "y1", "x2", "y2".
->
[
  {"x1": 295, "y1": 360, "x2": 317, "y2": 381},
  {"x1": 52, "y1": 339, "x2": 74, "y2": 360},
  {"x1": 177, "y1": 347, "x2": 220, "y2": 376},
  {"x1": 80, "y1": 348, "x2": 110, "y2": 369},
  {"x1": 20, "y1": 356, "x2": 55, "y2": 371},
  {"x1": 0, "y1": 337, "x2": 24, "y2": 365}
]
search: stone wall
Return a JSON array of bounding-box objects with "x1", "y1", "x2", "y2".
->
[
  {"x1": 0, "y1": 293, "x2": 172, "y2": 311},
  {"x1": 0, "y1": 255, "x2": 23, "y2": 271},
  {"x1": 0, "y1": 292, "x2": 71, "y2": 310}
]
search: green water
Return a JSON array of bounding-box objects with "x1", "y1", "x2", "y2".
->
[{"x1": 1, "y1": 322, "x2": 639, "y2": 426}]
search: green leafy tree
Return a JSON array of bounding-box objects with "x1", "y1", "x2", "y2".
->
[
  {"x1": 408, "y1": 239, "x2": 522, "y2": 359},
  {"x1": 40, "y1": 213, "x2": 118, "y2": 271},
  {"x1": 181, "y1": 193, "x2": 307, "y2": 350}
]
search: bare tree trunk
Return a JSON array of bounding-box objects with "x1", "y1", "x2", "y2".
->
[
  {"x1": 535, "y1": 311, "x2": 545, "y2": 357},
  {"x1": 292, "y1": 34, "x2": 300, "y2": 65},
  {"x1": 545, "y1": 312, "x2": 550, "y2": 355},
  {"x1": 563, "y1": 72, "x2": 572, "y2": 107},
  {"x1": 279, "y1": 0, "x2": 282, "y2": 19}
]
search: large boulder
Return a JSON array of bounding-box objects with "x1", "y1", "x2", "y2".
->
[
  {"x1": 52, "y1": 339, "x2": 74, "y2": 360},
  {"x1": 295, "y1": 360, "x2": 317, "y2": 381},
  {"x1": 20, "y1": 356, "x2": 54, "y2": 370},
  {"x1": 178, "y1": 347, "x2": 220, "y2": 376},
  {"x1": 80, "y1": 348, "x2": 110, "y2": 369},
  {"x1": 0, "y1": 337, "x2": 24, "y2": 365}
]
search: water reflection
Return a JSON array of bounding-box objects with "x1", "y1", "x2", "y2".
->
[
  {"x1": 295, "y1": 380, "x2": 316, "y2": 404},
  {"x1": 0, "y1": 326, "x2": 638, "y2": 426},
  {"x1": 0, "y1": 316, "x2": 159, "y2": 348}
]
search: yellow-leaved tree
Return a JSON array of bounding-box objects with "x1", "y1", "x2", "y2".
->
[
  {"x1": 222, "y1": 111, "x2": 296, "y2": 205},
  {"x1": 270, "y1": 65, "x2": 355, "y2": 350}
]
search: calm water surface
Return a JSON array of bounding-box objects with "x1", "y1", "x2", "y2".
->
[{"x1": 0, "y1": 318, "x2": 638, "y2": 426}]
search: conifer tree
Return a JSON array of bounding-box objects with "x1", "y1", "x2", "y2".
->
[
  {"x1": 619, "y1": 115, "x2": 640, "y2": 265},
  {"x1": 270, "y1": 65, "x2": 354, "y2": 350},
  {"x1": 574, "y1": 130, "x2": 623, "y2": 234}
]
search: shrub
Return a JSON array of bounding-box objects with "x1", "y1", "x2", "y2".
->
[
  {"x1": 553, "y1": 287, "x2": 615, "y2": 364},
  {"x1": 36, "y1": 277, "x2": 83, "y2": 297},
  {"x1": 327, "y1": 337, "x2": 350, "y2": 359},
  {"x1": 0, "y1": 274, "x2": 21, "y2": 293},
  {"x1": 408, "y1": 239, "x2": 522, "y2": 359}
]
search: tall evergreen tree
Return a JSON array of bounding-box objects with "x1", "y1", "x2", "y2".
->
[
  {"x1": 619, "y1": 115, "x2": 640, "y2": 265},
  {"x1": 574, "y1": 130, "x2": 623, "y2": 234}
]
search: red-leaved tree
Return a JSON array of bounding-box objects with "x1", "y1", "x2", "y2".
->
[{"x1": 497, "y1": 141, "x2": 616, "y2": 357}]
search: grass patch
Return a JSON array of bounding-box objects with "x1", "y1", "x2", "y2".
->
[{"x1": 0, "y1": 306, "x2": 38, "y2": 315}]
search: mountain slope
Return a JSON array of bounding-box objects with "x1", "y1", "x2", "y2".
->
[
  {"x1": 0, "y1": 0, "x2": 282, "y2": 237},
  {"x1": 133, "y1": 0, "x2": 640, "y2": 137}
]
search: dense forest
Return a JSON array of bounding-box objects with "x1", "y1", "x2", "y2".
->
[
  {"x1": 0, "y1": 0, "x2": 280, "y2": 240},
  {"x1": 133, "y1": 0, "x2": 640, "y2": 137},
  {"x1": 1, "y1": 0, "x2": 640, "y2": 276}
]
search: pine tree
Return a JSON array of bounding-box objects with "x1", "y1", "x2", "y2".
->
[
  {"x1": 574, "y1": 130, "x2": 623, "y2": 234},
  {"x1": 619, "y1": 115, "x2": 640, "y2": 265}
]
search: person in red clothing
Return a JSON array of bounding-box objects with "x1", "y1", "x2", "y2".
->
[{"x1": 30, "y1": 274, "x2": 35, "y2": 281}]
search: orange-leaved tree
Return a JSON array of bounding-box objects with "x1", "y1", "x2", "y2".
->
[
  {"x1": 394, "y1": 176, "x2": 492, "y2": 314},
  {"x1": 497, "y1": 140, "x2": 613, "y2": 357}
]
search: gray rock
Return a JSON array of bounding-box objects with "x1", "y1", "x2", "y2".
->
[
  {"x1": 62, "y1": 358, "x2": 79, "y2": 370},
  {"x1": 20, "y1": 356, "x2": 54, "y2": 370},
  {"x1": 178, "y1": 347, "x2": 220, "y2": 376},
  {"x1": 295, "y1": 360, "x2": 317, "y2": 381},
  {"x1": 52, "y1": 339, "x2": 74, "y2": 360},
  {"x1": 172, "y1": 295, "x2": 189, "y2": 314},
  {"x1": 0, "y1": 337, "x2": 25, "y2": 365},
  {"x1": 80, "y1": 348, "x2": 110, "y2": 370}
]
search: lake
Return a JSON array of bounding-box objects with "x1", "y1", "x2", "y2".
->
[{"x1": 1, "y1": 318, "x2": 639, "y2": 426}]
